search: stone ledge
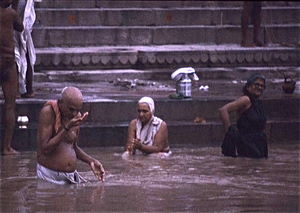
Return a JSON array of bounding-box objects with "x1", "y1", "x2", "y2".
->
[
  {"x1": 2, "y1": 97, "x2": 298, "y2": 125},
  {"x1": 34, "y1": 45, "x2": 300, "y2": 70},
  {"x1": 34, "y1": 7, "x2": 299, "y2": 27},
  {"x1": 2, "y1": 119, "x2": 299, "y2": 151},
  {"x1": 32, "y1": 24, "x2": 300, "y2": 47}
]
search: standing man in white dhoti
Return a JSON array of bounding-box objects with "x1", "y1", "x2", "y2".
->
[{"x1": 13, "y1": 0, "x2": 36, "y2": 98}]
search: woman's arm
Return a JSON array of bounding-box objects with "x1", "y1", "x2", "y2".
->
[
  {"x1": 125, "y1": 119, "x2": 137, "y2": 153},
  {"x1": 219, "y1": 96, "x2": 251, "y2": 132}
]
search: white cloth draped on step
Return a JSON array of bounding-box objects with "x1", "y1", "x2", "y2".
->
[{"x1": 14, "y1": 0, "x2": 36, "y2": 94}]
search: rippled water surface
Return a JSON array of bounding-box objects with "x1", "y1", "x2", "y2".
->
[{"x1": 1, "y1": 145, "x2": 299, "y2": 212}]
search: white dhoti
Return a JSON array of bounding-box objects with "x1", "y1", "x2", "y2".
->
[{"x1": 37, "y1": 163, "x2": 87, "y2": 185}]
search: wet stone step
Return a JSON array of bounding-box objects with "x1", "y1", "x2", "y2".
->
[
  {"x1": 34, "y1": 7, "x2": 299, "y2": 27},
  {"x1": 32, "y1": 67, "x2": 299, "y2": 83},
  {"x1": 34, "y1": 1, "x2": 299, "y2": 9},
  {"x1": 32, "y1": 24, "x2": 300, "y2": 47},
  {"x1": 3, "y1": 96, "x2": 298, "y2": 125},
  {"x1": 3, "y1": 119, "x2": 299, "y2": 151}
]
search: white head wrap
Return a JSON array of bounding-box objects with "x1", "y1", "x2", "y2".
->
[{"x1": 138, "y1": 96, "x2": 155, "y2": 115}]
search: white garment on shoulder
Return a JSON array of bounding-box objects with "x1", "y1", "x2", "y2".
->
[{"x1": 136, "y1": 116, "x2": 162, "y2": 147}]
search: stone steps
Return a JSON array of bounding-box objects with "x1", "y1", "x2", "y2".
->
[
  {"x1": 32, "y1": 1, "x2": 299, "y2": 71},
  {"x1": 34, "y1": 45, "x2": 300, "y2": 71},
  {"x1": 33, "y1": 24, "x2": 300, "y2": 47},
  {"x1": 12, "y1": 96, "x2": 299, "y2": 124},
  {"x1": 5, "y1": 117, "x2": 300, "y2": 151},
  {"x1": 35, "y1": 7, "x2": 299, "y2": 27},
  {"x1": 32, "y1": 2, "x2": 300, "y2": 48},
  {"x1": 1, "y1": 73, "x2": 299, "y2": 150},
  {"x1": 35, "y1": 1, "x2": 299, "y2": 9},
  {"x1": 34, "y1": 66, "x2": 299, "y2": 83}
]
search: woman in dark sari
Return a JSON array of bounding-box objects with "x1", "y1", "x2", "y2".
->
[{"x1": 219, "y1": 73, "x2": 268, "y2": 158}]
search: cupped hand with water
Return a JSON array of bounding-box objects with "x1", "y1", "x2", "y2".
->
[{"x1": 66, "y1": 112, "x2": 89, "y2": 130}]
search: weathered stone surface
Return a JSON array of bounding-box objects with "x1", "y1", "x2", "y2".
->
[
  {"x1": 236, "y1": 53, "x2": 245, "y2": 63},
  {"x1": 227, "y1": 54, "x2": 236, "y2": 64},
  {"x1": 280, "y1": 53, "x2": 289, "y2": 61},
  {"x1": 191, "y1": 55, "x2": 200, "y2": 63},
  {"x1": 218, "y1": 54, "x2": 227, "y2": 63},
  {"x1": 254, "y1": 52, "x2": 263, "y2": 62},
  {"x1": 245, "y1": 53, "x2": 254, "y2": 63},
  {"x1": 263, "y1": 52, "x2": 272, "y2": 62},
  {"x1": 42, "y1": 55, "x2": 52, "y2": 66},
  {"x1": 175, "y1": 55, "x2": 183, "y2": 64},
  {"x1": 201, "y1": 53, "x2": 209, "y2": 63},
  {"x1": 119, "y1": 55, "x2": 129, "y2": 65},
  {"x1": 61, "y1": 55, "x2": 72, "y2": 65},
  {"x1": 209, "y1": 53, "x2": 218, "y2": 63},
  {"x1": 129, "y1": 55, "x2": 138, "y2": 64},
  {"x1": 183, "y1": 55, "x2": 191, "y2": 63},
  {"x1": 157, "y1": 55, "x2": 165, "y2": 64},
  {"x1": 82, "y1": 55, "x2": 91, "y2": 65},
  {"x1": 101, "y1": 56, "x2": 110, "y2": 65},
  {"x1": 71, "y1": 55, "x2": 81, "y2": 65},
  {"x1": 138, "y1": 55, "x2": 148, "y2": 64},
  {"x1": 91, "y1": 55, "x2": 101, "y2": 64},
  {"x1": 166, "y1": 55, "x2": 175, "y2": 64},
  {"x1": 147, "y1": 54, "x2": 156, "y2": 64}
]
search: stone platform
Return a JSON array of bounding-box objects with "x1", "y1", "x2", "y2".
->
[
  {"x1": 1, "y1": 69, "x2": 299, "y2": 151},
  {"x1": 35, "y1": 44, "x2": 299, "y2": 72}
]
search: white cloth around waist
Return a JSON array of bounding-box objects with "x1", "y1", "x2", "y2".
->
[{"x1": 36, "y1": 163, "x2": 87, "y2": 185}]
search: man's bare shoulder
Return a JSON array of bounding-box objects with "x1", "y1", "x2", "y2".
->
[
  {"x1": 39, "y1": 105, "x2": 56, "y2": 123},
  {"x1": 0, "y1": 7, "x2": 15, "y2": 16}
]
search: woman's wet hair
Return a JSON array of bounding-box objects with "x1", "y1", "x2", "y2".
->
[{"x1": 242, "y1": 73, "x2": 266, "y2": 95}]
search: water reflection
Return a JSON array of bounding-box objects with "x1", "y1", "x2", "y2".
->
[{"x1": 0, "y1": 145, "x2": 299, "y2": 212}]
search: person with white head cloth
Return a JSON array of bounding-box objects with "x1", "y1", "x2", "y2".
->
[{"x1": 124, "y1": 96, "x2": 171, "y2": 156}]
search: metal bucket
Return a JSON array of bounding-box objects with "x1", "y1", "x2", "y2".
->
[{"x1": 176, "y1": 78, "x2": 192, "y2": 98}]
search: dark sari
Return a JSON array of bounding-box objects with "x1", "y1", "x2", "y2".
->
[{"x1": 221, "y1": 98, "x2": 268, "y2": 158}]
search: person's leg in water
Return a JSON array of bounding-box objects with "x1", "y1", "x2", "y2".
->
[
  {"x1": 21, "y1": 51, "x2": 34, "y2": 98},
  {"x1": 1, "y1": 59, "x2": 19, "y2": 155},
  {"x1": 252, "y1": 1, "x2": 264, "y2": 47}
]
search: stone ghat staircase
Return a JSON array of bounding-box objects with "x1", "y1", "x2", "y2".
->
[
  {"x1": 1, "y1": 1, "x2": 299, "y2": 151},
  {"x1": 33, "y1": 1, "x2": 299, "y2": 73}
]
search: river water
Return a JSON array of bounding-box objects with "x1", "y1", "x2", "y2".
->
[{"x1": 1, "y1": 145, "x2": 299, "y2": 212}]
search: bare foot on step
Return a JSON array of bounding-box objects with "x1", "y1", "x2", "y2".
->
[{"x1": 2, "y1": 147, "x2": 20, "y2": 155}]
